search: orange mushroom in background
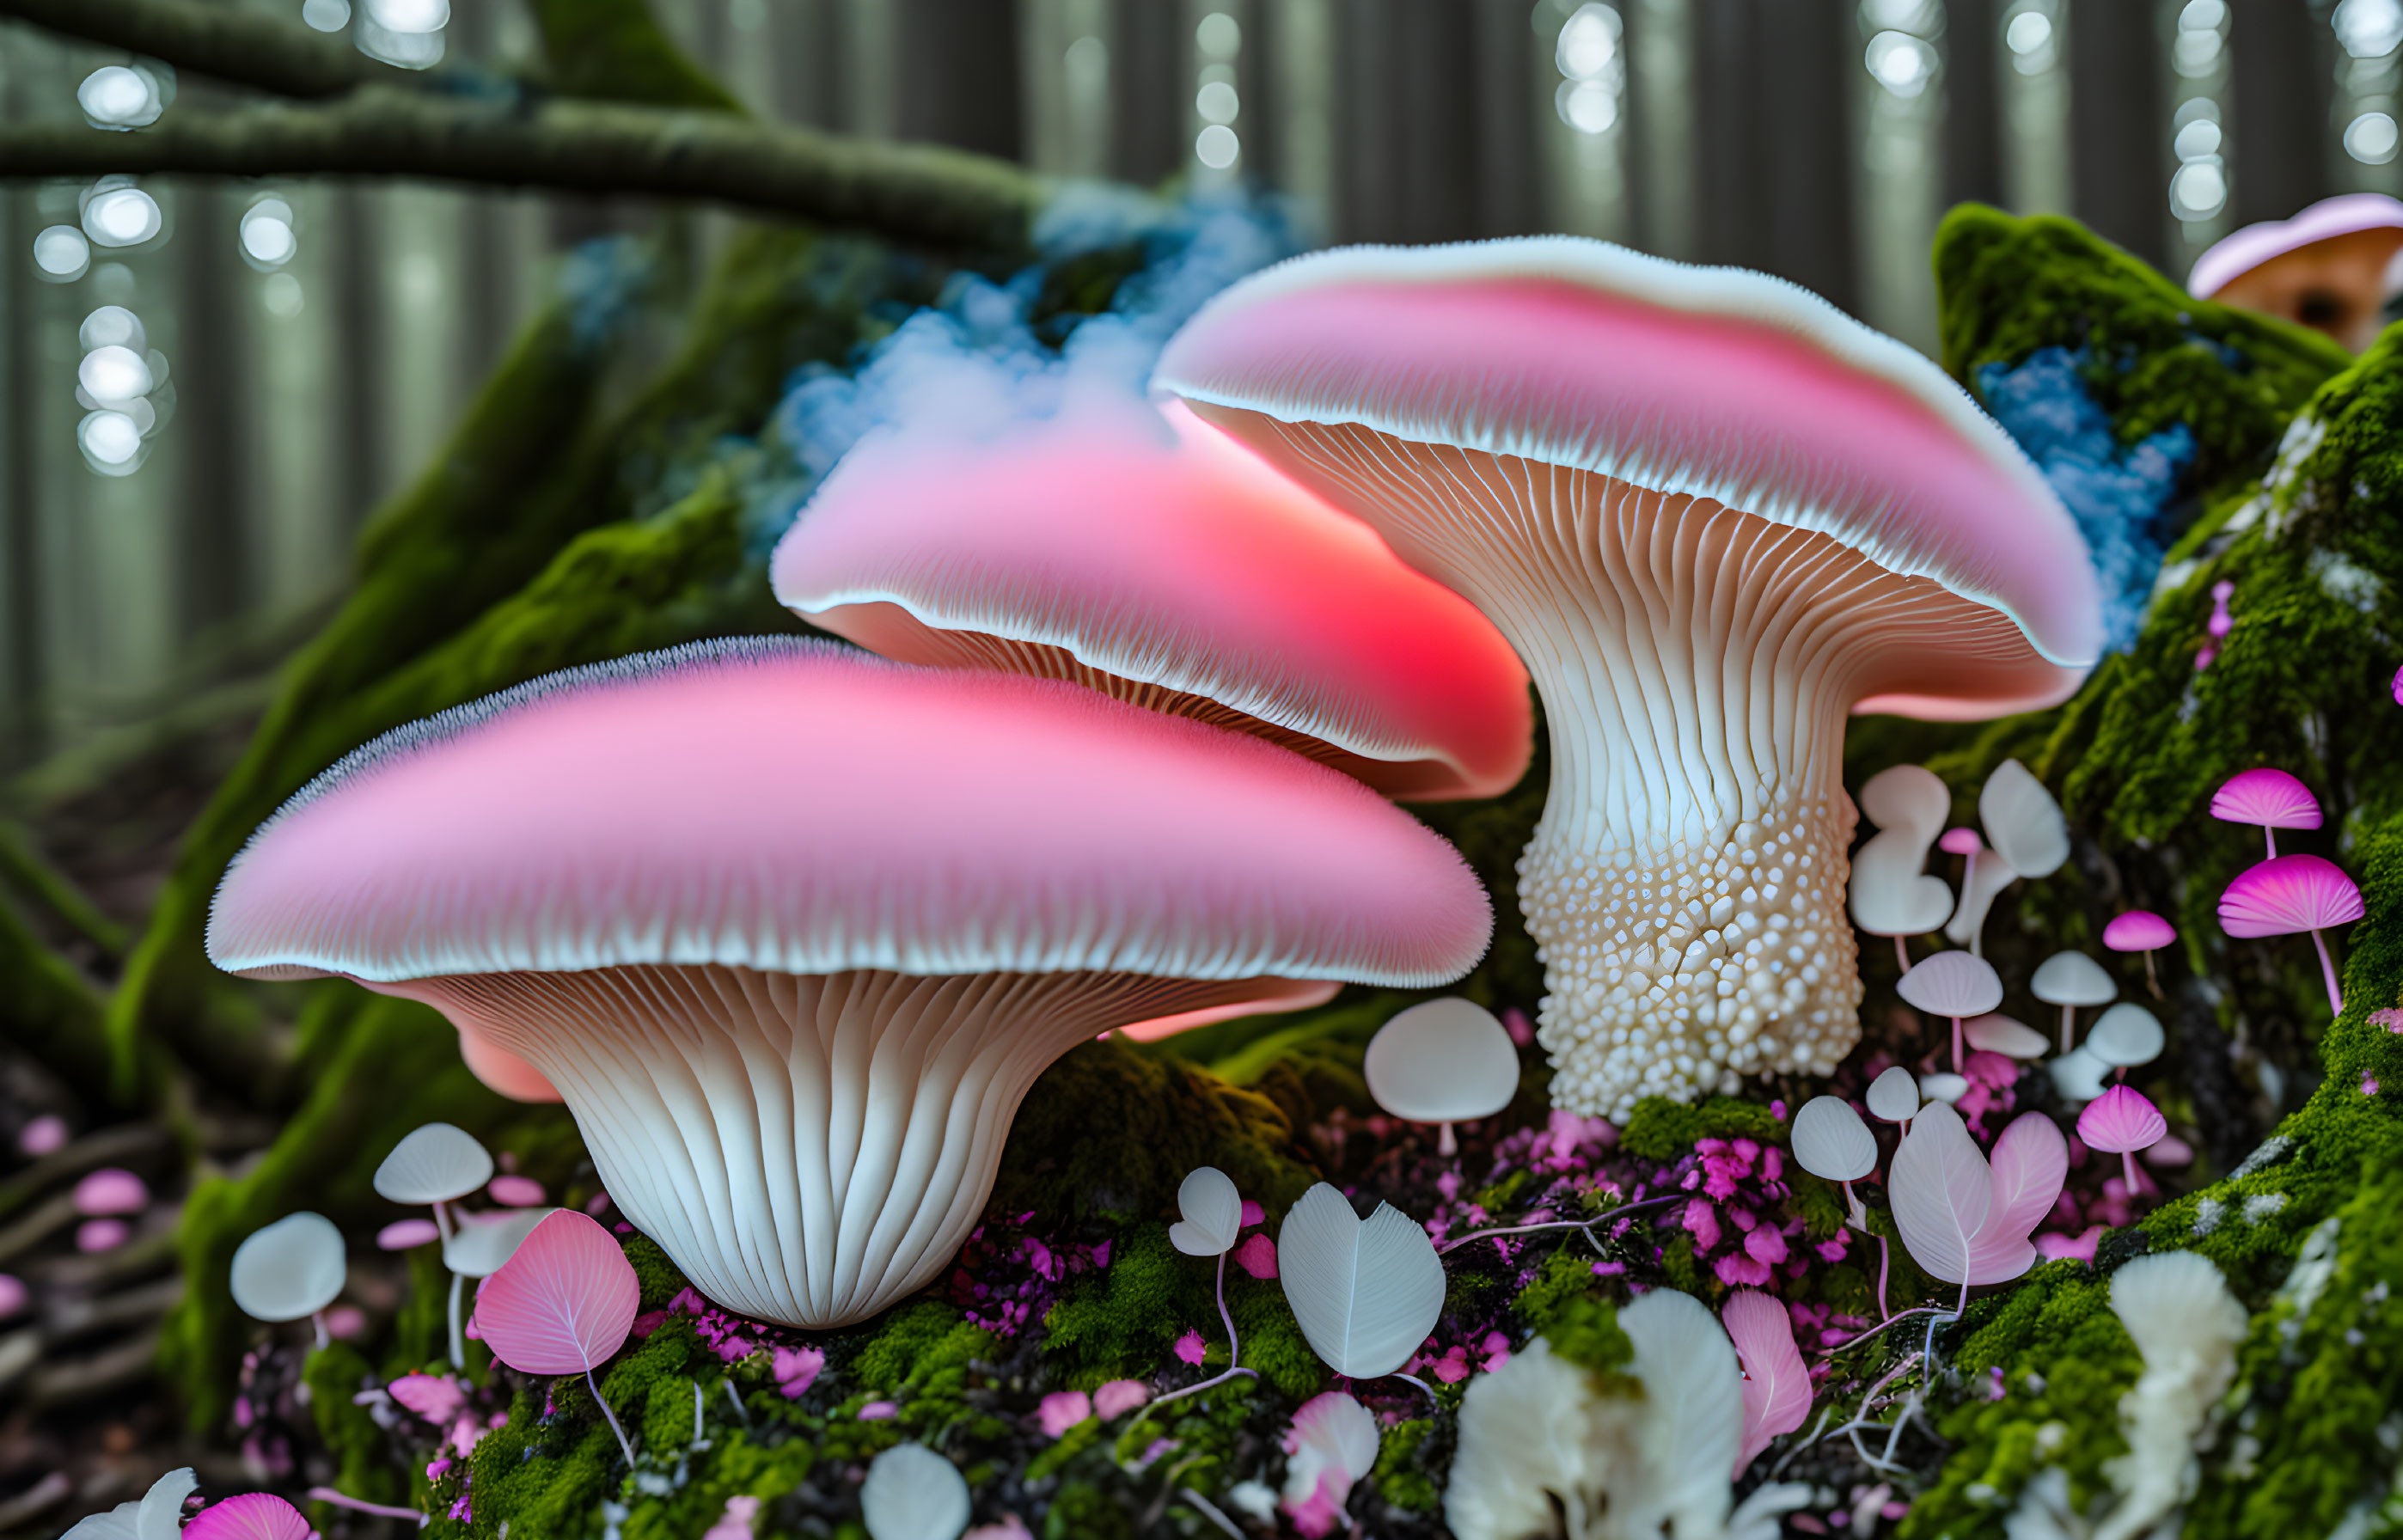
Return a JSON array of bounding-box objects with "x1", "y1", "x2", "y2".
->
[{"x1": 2188, "y1": 192, "x2": 2403, "y2": 352}]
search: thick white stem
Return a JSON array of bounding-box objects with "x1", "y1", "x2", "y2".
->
[
  {"x1": 401, "y1": 966, "x2": 1298, "y2": 1329},
  {"x1": 446, "y1": 1270, "x2": 464, "y2": 1368}
]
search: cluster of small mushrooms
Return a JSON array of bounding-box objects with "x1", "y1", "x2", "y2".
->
[{"x1": 207, "y1": 235, "x2": 2101, "y2": 1329}]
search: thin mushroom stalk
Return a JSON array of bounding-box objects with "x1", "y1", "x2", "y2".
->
[{"x1": 1149, "y1": 1251, "x2": 1257, "y2": 1412}]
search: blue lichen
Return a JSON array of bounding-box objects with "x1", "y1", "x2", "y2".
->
[{"x1": 1976, "y1": 346, "x2": 2197, "y2": 651}]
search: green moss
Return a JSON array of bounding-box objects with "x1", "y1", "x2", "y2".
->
[
  {"x1": 988, "y1": 1036, "x2": 1319, "y2": 1226},
  {"x1": 306, "y1": 1342, "x2": 407, "y2": 1508},
  {"x1": 1371, "y1": 1418, "x2": 1441, "y2": 1513},
  {"x1": 1933, "y1": 205, "x2": 2347, "y2": 492},
  {"x1": 1043, "y1": 1481, "x2": 1133, "y2": 1540},
  {"x1": 527, "y1": 0, "x2": 747, "y2": 113},
  {"x1": 1618, "y1": 1095, "x2": 1783, "y2": 1161}
]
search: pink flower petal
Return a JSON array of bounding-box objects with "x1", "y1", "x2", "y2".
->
[
  {"x1": 388, "y1": 1373, "x2": 468, "y2": 1424},
  {"x1": 72, "y1": 1168, "x2": 147, "y2": 1217},
  {"x1": 858, "y1": 1400, "x2": 898, "y2": 1421},
  {"x1": 1093, "y1": 1378, "x2": 1149, "y2": 1420},
  {"x1": 772, "y1": 1345, "x2": 823, "y2": 1396},
  {"x1": 1239, "y1": 1200, "x2": 1265, "y2": 1229},
  {"x1": 377, "y1": 1218, "x2": 442, "y2": 1250},
  {"x1": 0, "y1": 1274, "x2": 24, "y2": 1317},
  {"x1": 487, "y1": 1176, "x2": 547, "y2": 1207},
  {"x1": 1232, "y1": 1232, "x2": 1278, "y2": 1280},
  {"x1": 1038, "y1": 1390, "x2": 1093, "y2": 1436},
  {"x1": 18, "y1": 1116, "x2": 67, "y2": 1157},
  {"x1": 472, "y1": 1210, "x2": 639, "y2": 1376},
  {"x1": 1173, "y1": 1329, "x2": 1208, "y2": 1366}
]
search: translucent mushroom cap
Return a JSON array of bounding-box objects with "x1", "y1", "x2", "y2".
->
[
  {"x1": 1894, "y1": 950, "x2": 2003, "y2": 1018},
  {"x1": 2076, "y1": 1085, "x2": 2168, "y2": 1154},
  {"x1": 1790, "y1": 1094, "x2": 1875, "y2": 1182},
  {"x1": 2210, "y1": 767, "x2": 2322, "y2": 831},
  {"x1": 2087, "y1": 1003, "x2": 2165, "y2": 1068},
  {"x1": 205, "y1": 639, "x2": 1493, "y2": 992},
  {"x1": 1152, "y1": 236, "x2": 2105, "y2": 709},
  {"x1": 2102, "y1": 910, "x2": 2177, "y2": 952},
  {"x1": 2188, "y1": 194, "x2": 2403, "y2": 351},
  {"x1": 2219, "y1": 853, "x2": 2364, "y2": 938},
  {"x1": 770, "y1": 400, "x2": 1533, "y2": 801},
  {"x1": 859, "y1": 1443, "x2": 970, "y2": 1540},
  {"x1": 229, "y1": 1211, "x2": 346, "y2": 1322},
  {"x1": 1964, "y1": 1011, "x2": 2049, "y2": 1059},
  {"x1": 1866, "y1": 1064, "x2": 1921, "y2": 1122},
  {"x1": 374, "y1": 1122, "x2": 494, "y2": 1205},
  {"x1": 1978, "y1": 760, "x2": 2069, "y2": 879},
  {"x1": 2030, "y1": 950, "x2": 2116, "y2": 1007},
  {"x1": 1361, "y1": 996, "x2": 1522, "y2": 1124},
  {"x1": 443, "y1": 1207, "x2": 558, "y2": 1279},
  {"x1": 2049, "y1": 1046, "x2": 2110, "y2": 1104}
]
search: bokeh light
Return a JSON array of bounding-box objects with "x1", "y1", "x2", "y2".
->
[
  {"x1": 2347, "y1": 109, "x2": 2401, "y2": 162},
  {"x1": 32, "y1": 224, "x2": 90, "y2": 281},
  {"x1": 241, "y1": 198, "x2": 298, "y2": 269},
  {"x1": 77, "y1": 65, "x2": 164, "y2": 130},
  {"x1": 1865, "y1": 30, "x2": 1937, "y2": 99},
  {"x1": 301, "y1": 0, "x2": 351, "y2": 28},
  {"x1": 1195, "y1": 123, "x2": 1240, "y2": 169},
  {"x1": 82, "y1": 184, "x2": 163, "y2": 248},
  {"x1": 77, "y1": 410, "x2": 144, "y2": 473},
  {"x1": 78, "y1": 306, "x2": 145, "y2": 352},
  {"x1": 2336, "y1": 0, "x2": 2403, "y2": 58},
  {"x1": 1554, "y1": 3, "x2": 1624, "y2": 136},
  {"x1": 77, "y1": 345, "x2": 152, "y2": 404}
]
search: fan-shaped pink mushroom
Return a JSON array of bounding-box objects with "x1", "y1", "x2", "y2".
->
[
  {"x1": 2219, "y1": 853, "x2": 2363, "y2": 1015},
  {"x1": 1154, "y1": 238, "x2": 2100, "y2": 1116},
  {"x1": 2076, "y1": 1085, "x2": 2168, "y2": 1193},
  {"x1": 2102, "y1": 909, "x2": 2176, "y2": 999},
  {"x1": 2210, "y1": 767, "x2": 2321, "y2": 859},
  {"x1": 206, "y1": 639, "x2": 1492, "y2": 1329},
  {"x1": 2188, "y1": 194, "x2": 2403, "y2": 352},
  {"x1": 770, "y1": 400, "x2": 1531, "y2": 801}
]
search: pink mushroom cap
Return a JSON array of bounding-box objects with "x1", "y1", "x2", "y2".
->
[
  {"x1": 2101, "y1": 910, "x2": 2176, "y2": 952},
  {"x1": 2219, "y1": 853, "x2": 2364, "y2": 938},
  {"x1": 2210, "y1": 767, "x2": 2322, "y2": 831},
  {"x1": 2186, "y1": 193, "x2": 2403, "y2": 299},
  {"x1": 1153, "y1": 237, "x2": 2105, "y2": 707},
  {"x1": 2076, "y1": 1085, "x2": 2168, "y2": 1155},
  {"x1": 1938, "y1": 827, "x2": 1983, "y2": 855},
  {"x1": 205, "y1": 638, "x2": 1489, "y2": 992},
  {"x1": 72, "y1": 1168, "x2": 148, "y2": 1217},
  {"x1": 771, "y1": 400, "x2": 1533, "y2": 801},
  {"x1": 183, "y1": 1493, "x2": 312, "y2": 1540},
  {"x1": 202, "y1": 639, "x2": 1493, "y2": 1329}
]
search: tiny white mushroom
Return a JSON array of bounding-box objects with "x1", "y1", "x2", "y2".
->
[
  {"x1": 1963, "y1": 1011, "x2": 2049, "y2": 1060},
  {"x1": 1894, "y1": 950, "x2": 2003, "y2": 1072},
  {"x1": 374, "y1": 1123, "x2": 495, "y2": 1237},
  {"x1": 2049, "y1": 1045, "x2": 2111, "y2": 1104},
  {"x1": 1791, "y1": 1095, "x2": 1876, "y2": 1229},
  {"x1": 1167, "y1": 1166, "x2": 1243, "y2": 1258},
  {"x1": 1946, "y1": 760, "x2": 2066, "y2": 954},
  {"x1": 2088, "y1": 1002, "x2": 2166, "y2": 1071},
  {"x1": 2031, "y1": 951, "x2": 2117, "y2": 1054},
  {"x1": 860, "y1": 1442, "x2": 970, "y2": 1540},
  {"x1": 1917, "y1": 1072, "x2": 1971, "y2": 1105},
  {"x1": 1848, "y1": 765, "x2": 1956, "y2": 971},
  {"x1": 445, "y1": 1207, "x2": 557, "y2": 1367},
  {"x1": 1363, "y1": 996, "x2": 1521, "y2": 1156},
  {"x1": 1867, "y1": 1065, "x2": 1921, "y2": 1126},
  {"x1": 230, "y1": 1212, "x2": 346, "y2": 1348}
]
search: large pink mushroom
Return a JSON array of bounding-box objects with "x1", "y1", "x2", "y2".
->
[
  {"x1": 770, "y1": 400, "x2": 1532, "y2": 800},
  {"x1": 2188, "y1": 194, "x2": 2403, "y2": 353},
  {"x1": 1153, "y1": 238, "x2": 2100, "y2": 1115},
  {"x1": 206, "y1": 639, "x2": 1491, "y2": 1328},
  {"x1": 2219, "y1": 853, "x2": 2363, "y2": 1015}
]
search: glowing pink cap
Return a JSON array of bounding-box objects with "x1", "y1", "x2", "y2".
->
[
  {"x1": 2219, "y1": 853, "x2": 2363, "y2": 938},
  {"x1": 2209, "y1": 767, "x2": 2321, "y2": 831},
  {"x1": 2101, "y1": 910, "x2": 2176, "y2": 952},
  {"x1": 772, "y1": 401, "x2": 1532, "y2": 800},
  {"x1": 1153, "y1": 237, "x2": 2103, "y2": 704},
  {"x1": 2076, "y1": 1085, "x2": 2167, "y2": 1155},
  {"x1": 2187, "y1": 194, "x2": 2403, "y2": 299},
  {"x1": 205, "y1": 639, "x2": 1492, "y2": 991}
]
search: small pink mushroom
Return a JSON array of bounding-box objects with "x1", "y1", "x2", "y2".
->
[
  {"x1": 2220, "y1": 853, "x2": 2364, "y2": 1015},
  {"x1": 17, "y1": 1115, "x2": 67, "y2": 1156},
  {"x1": 2210, "y1": 767, "x2": 2322, "y2": 859},
  {"x1": 2102, "y1": 909, "x2": 2177, "y2": 999},
  {"x1": 71, "y1": 1168, "x2": 147, "y2": 1217},
  {"x1": 376, "y1": 1218, "x2": 441, "y2": 1250},
  {"x1": 2188, "y1": 193, "x2": 2403, "y2": 351},
  {"x1": 2076, "y1": 1085, "x2": 2168, "y2": 1194}
]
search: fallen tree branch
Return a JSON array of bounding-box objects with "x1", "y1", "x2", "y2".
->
[
  {"x1": 0, "y1": 89, "x2": 1047, "y2": 250},
  {"x1": 0, "y1": 0, "x2": 419, "y2": 99}
]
